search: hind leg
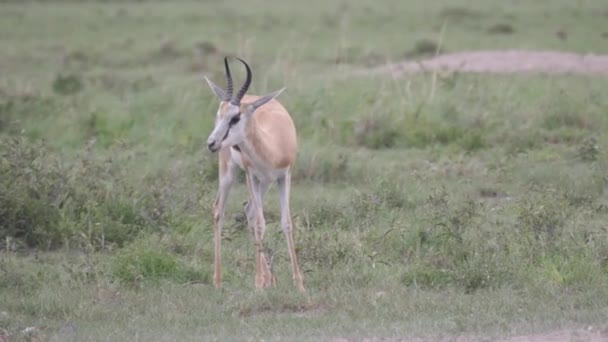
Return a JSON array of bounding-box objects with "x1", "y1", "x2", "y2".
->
[
  {"x1": 278, "y1": 171, "x2": 305, "y2": 291},
  {"x1": 245, "y1": 172, "x2": 274, "y2": 289}
]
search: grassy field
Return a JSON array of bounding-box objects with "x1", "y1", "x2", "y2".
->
[{"x1": 1, "y1": 0, "x2": 608, "y2": 341}]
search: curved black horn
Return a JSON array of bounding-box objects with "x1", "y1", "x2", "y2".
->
[
  {"x1": 231, "y1": 57, "x2": 252, "y2": 105},
  {"x1": 224, "y1": 57, "x2": 233, "y2": 101}
]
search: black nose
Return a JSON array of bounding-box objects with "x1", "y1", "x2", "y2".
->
[{"x1": 208, "y1": 141, "x2": 219, "y2": 152}]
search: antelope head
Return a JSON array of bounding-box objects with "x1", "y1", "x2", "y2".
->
[{"x1": 204, "y1": 57, "x2": 285, "y2": 153}]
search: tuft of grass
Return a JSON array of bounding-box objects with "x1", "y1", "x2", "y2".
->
[
  {"x1": 439, "y1": 6, "x2": 482, "y2": 21},
  {"x1": 405, "y1": 116, "x2": 486, "y2": 151},
  {"x1": 293, "y1": 145, "x2": 353, "y2": 183},
  {"x1": 354, "y1": 116, "x2": 401, "y2": 149},
  {"x1": 542, "y1": 110, "x2": 591, "y2": 131},
  {"x1": 110, "y1": 235, "x2": 209, "y2": 286},
  {"x1": 487, "y1": 23, "x2": 515, "y2": 35},
  {"x1": 0, "y1": 138, "x2": 65, "y2": 248},
  {"x1": 577, "y1": 136, "x2": 600, "y2": 162},
  {"x1": 401, "y1": 263, "x2": 452, "y2": 288},
  {"x1": 517, "y1": 190, "x2": 570, "y2": 248},
  {"x1": 52, "y1": 73, "x2": 84, "y2": 95},
  {"x1": 533, "y1": 253, "x2": 607, "y2": 287},
  {"x1": 0, "y1": 92, "x2": 60, "y2": 136},
  {"x1": 406, "y1": 38, "x2": 444, "y2": 58}
]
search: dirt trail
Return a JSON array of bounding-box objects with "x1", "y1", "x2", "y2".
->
[
  {"x1": 366, "y1": 50, "x2": 608, "y2": 76},
  {"x1": 499, "y1": 328, "x2": 608, "y2": 342},
  {"x1": 334, "y1": 327, "x2": 608, "y2": 342}
]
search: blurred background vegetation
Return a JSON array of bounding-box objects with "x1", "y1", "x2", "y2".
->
[{"x1": 1, "y1": 0, "x2": 608, "y2": 340}]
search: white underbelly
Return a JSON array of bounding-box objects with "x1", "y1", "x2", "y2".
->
[
  {"x1": 251, "y1": 167, "x2": 288, "y2": 183},
  {"x1": 230, "y1": 146, "x2": 289, "y2": 183}
]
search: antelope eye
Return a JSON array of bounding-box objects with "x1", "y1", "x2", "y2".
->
[{"x1": 229, "y1": 115, "x2": 240, "y2": 126}]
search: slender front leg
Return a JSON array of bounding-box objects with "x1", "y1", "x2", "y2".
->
[
  {"x1": 278, "y1": 171, "x2": 305, "y2": 292},
  {"x1": 213, "y1": 153, "x2": 237, "y2": 289},
  {"x1": 244, "y1": 180, "x2": 274, "y2": 287},
  {"x1": 245, "y1": 171, "x2": 273, "y2": 289}
]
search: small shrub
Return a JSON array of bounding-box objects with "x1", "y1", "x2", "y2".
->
[
  {"x1": 439, "y1": 6, "x2": 482, "y2": 21},
  {"x1": 577, "y1": 136, "x2": 600, "y2": 162},
  {"x1": 459, "y1": 131, "x2": 486, "y2": 151},
  {"x1": 406, "y1": 39, "x2": 443, "y2": 58},
  {"x1": 301, "y1": 199, "x2": 347, "y2": 230},
  {"x1": 0, "y1": 259, "x2": 44, "y2": 294},
  {"x1": 401, "y1": 264, "x2": 452, "y2": 288},
  {"x1": 399, "y1": 191, "x2": 514, "y2": 291},
  {"x1": 0, "y1": 137, "x2": 173, "y2": 250},
  {"x1": 425, "y1": 196, "x2": 479, "y2": 264},
  {"x1": 152, "y1": 39, "x2": 182, "y2": 61},
  {"x1": 349, "y1": 179, "x2": 412, "y2": 216},
  {"x1": 542, "y1": 111, "x2": 590, "y2": 131},
  {"x1": 334, "y1": 45, "x2": 362, "y2": 65},
  {"x1": 0, "y1": 138, "x2": 66, "y2": 248},
  {"x1": 375, "y1": 179, "x2": 412, "y2": 210},
  {"x1": 487, "y1": 23, "x2": 515, "y2": 35},
  {"x1": 455, "y1": 254, "x2": 513, "y2": 292},
  {"x1": 398, "y1": 114, "x2": 488, "y2": 151},
  {"x1": 293, "y1": 147, "x2": 350, "y2": 183},
  {"x1": 505, "y1": 131, "x2": 541, "y2": 154},
  {"x1": 534, "y1": 253, "x2": 606, "y2": 287},
  {"x1": 516, "y1": 191, "x2": 570, "y2": 250},
  {"x1": 88, "y1": 74, "x2": 157, "y2": 96},
  {"x1": 74, "y1": 199, "x2": 144, "y2": 248},
  {"x1": 401, "y1": 241, "x2": 512, "y2": 292},
  {"x1": 111, "y1": 237, "x2": 207, "y2": 286},
  {"x1": 522, "y1": 162, "x2": 606, "y2": 207},
  {"x1": 0, "y1": 93, "x2": 59, "y2": 135},
  {"x1": 297, "y1": 229, "x2": 359, "y2": 268},
  {"x1": 562, "y1": 179, "x2": 606, "y2": 207},
  {"x1": 195, "y1": 41, "x2": 219, "y2": 56},
  {"x1": 349, "y1": 191, "x2": 383, "y2": 220},
  {"x1": 354, "y1": 117, "x2": 401, "y2": 149},
  {"x1": 52, "y1": 74, "x2": 83, "y2": 95}
]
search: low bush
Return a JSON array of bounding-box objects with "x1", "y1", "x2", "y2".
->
[
  {"x1": 0, "y1": 137, "x2": 172, "y2": 249},
  {"x1": 110, "y1": 235, "x2": 208, "y2": 286}
]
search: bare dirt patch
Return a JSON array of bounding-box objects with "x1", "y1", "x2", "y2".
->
[
  {"x1": 367, "y1": 50, "x2": 608, "y2": 76},
  {"x1": 334, "y1": 326, "x2": 608, "y2": 342}
]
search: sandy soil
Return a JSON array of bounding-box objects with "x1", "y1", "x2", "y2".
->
[
  {"x1": 366, "y1": 50, "x2": 608, "y2": 76},
  {"x1": 334, "y1": 326, "x2": 608, "y2": 342}
]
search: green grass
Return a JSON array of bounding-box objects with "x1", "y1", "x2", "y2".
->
[{"x1": 1, "y1": 0, "x2": 608, "y2": 341}]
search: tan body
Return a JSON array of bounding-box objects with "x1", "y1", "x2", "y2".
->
[
  {"x1": 206, "y1": 64, "x2": 305, "y2": 291},
  {"x1": 219, "y1": 95, "x2": 296, "y2": 175}
]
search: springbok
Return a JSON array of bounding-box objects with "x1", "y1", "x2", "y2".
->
[{"x1": 203, "y1": 57, "x2": 305, "y2": 291}]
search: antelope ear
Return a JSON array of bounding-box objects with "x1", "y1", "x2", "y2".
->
[
  {"x1": 248, "y1": 87, "x2": 286, "y2": 112},
  {"x1": 203, "y1": 75, "x2": 227, "y2": 101}
]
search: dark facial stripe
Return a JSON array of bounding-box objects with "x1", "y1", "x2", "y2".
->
[
  {"x1": 220, "y1": 115, "x2": 240, "y2": 143},
  {"x1": 221, "y1": 125, "x2": 230, "y2": 142}
]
